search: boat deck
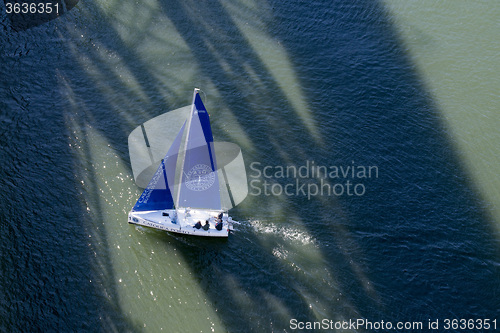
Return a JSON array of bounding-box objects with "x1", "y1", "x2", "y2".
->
[{"x1": 128, "y1": 208, "x2": 232, "y2": 237}]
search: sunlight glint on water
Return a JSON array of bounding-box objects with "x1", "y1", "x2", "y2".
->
[{"x1": 65, "y1": 114, "x2": 226, "y2": 331}]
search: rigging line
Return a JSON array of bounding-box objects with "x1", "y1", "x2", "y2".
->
[{"x1": 141, "y1": 124, "x2": 155, "y2": 164}]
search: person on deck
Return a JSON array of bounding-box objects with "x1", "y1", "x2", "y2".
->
[
  {"x1": 194, "y1": 221, "x2": 202, "y2": 229},
  {"x1": 215, "y1": 221, "x2": 223, "y2": 231},
  {"x1": 202, "y1": 220, "x2": 210, "y2": 231}
]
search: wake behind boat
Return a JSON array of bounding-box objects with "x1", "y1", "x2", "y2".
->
[{"x1": 128, "y1": 89, "x2": 235, "y2": 237}]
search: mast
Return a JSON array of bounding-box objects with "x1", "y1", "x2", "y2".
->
[{"x1": 175, "y1": 88, "x2": 199, "y2": 209}]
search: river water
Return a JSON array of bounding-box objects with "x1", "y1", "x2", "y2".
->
[{"x1": 1, "y1": 0, "x2": 499, "y2": 332}]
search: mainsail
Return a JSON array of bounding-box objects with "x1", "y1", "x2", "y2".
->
[
  {"x1": 132, "y1": 122, "x2": 186, "y2": 211},
  {"x1": 177, "y1": 90, "x2": 221, "y2": 210}
]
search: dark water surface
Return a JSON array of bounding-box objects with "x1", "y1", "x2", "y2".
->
[{"x1": 1, "y1": 0, "x2": 499, "y2": 332}]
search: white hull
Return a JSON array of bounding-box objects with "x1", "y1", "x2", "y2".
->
[{"x1": 128, "y1": 208, "x2": 233, "y2": 237}]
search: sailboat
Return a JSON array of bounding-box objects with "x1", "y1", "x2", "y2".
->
[{"x1": 128, "y1": 88, "x2": 235, "y2": 237}]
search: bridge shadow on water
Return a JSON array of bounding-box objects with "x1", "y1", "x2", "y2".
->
[
  {"x1": 2, "y1": 0, "x2": 499, "y2": 331},
  {"x1": 153, "y1": 0, "x2": 500, "y2": 331}
]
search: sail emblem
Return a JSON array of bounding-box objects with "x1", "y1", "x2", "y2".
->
[{"x1": 185, "y1": 164, "x2": 216, "y2": 191}]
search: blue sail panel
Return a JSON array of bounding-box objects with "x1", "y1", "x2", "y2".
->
[
  {"x1": 178, "y1": 91, "x2": 221, "y2": 210},
  {"x1": 132, "y1": 122, "x2": 186, "y2": 211},
  {"x1": 194, "y1": 93, "x2": 217, "y2": 171},
  {"x1": 132, "y1": 160, "x2": 173, "y2": 211}
]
